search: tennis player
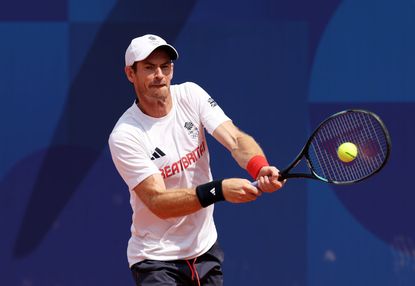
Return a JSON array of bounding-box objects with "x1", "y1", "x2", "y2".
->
[{"x1": 108, "y1": 34, "x2": 284, "y2": 286}]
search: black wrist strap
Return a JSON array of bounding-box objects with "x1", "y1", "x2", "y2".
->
[{"x1": 195, "y1": 180, "x2": 225, "y2": 208}]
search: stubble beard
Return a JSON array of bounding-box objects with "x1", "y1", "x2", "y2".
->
[{"x1": 137, "y1": 86, "x2": 172, "y2": 117}]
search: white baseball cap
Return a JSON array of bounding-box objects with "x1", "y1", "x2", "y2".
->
[{"x1": 125, "y1": 34, "x2": 179, "y2": 66}]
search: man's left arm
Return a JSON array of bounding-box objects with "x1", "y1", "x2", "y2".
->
[{"x1": 212, "y1": 121, "x2": 284, "y2": 193}]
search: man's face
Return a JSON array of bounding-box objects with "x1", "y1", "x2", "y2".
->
[{"x1": 126, "y1": 48, "x2": 174, "y2": 105}]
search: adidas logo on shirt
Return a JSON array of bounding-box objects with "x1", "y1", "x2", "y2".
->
[
  {"x1": 210, "y1": 188, "x2": 216, "y2": 196},
  {"x1": 150, "y1": 147, "x2": 166, "y2": 160}
]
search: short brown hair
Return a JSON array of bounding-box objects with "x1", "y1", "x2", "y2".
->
[{"x1": 131, "y1": 61, "x2": 138, "y2": 72}]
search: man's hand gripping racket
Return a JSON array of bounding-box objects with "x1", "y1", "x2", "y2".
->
[{"x1": 253, "y1": 109, "x2": 391, "y2": 186}]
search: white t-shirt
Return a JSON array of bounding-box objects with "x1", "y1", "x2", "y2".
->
[{"x1": 108, "y1": 82, "x2": 231, "y2": 267}]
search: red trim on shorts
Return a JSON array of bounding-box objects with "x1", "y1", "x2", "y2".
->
[{"x1": 186, "y1": 258, "x2": 201, "y2": 286}]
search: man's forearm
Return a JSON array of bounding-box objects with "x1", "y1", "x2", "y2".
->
[
  {"x1": 230, "y1": 132, "x2": 265, "y2": 169},
  {"x1": 144, "y1": 188, "x2": 203, "y2": 219},
  {"x1": 212, "y1": 121, "x2": 269, "y2": 179}
]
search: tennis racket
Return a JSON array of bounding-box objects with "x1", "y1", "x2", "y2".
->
[{"x1": 253, "y1": 109, "x2": 391, "y2": 185}]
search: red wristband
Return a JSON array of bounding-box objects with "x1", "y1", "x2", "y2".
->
[{"x1": 246, "y1": 155, "x2": 269, "y2": 179}]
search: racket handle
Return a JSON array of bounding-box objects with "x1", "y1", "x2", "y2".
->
[{"x1": 251, "y1": 175, "x2": 285, "y2": 187}]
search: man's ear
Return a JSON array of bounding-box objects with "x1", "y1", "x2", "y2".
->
[{"x1": 125, "y1": 66, "x2": 135, "y2": 83}]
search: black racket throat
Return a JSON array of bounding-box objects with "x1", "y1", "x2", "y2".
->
[
  {"x1": 277, "y1": 155, "x2": 316, "y2": 181},
  {"x1": 278, "y1": 172, "x2": 315, "y2": 181}
]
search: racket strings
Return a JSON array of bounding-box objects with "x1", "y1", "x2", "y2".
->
[
  {"x1": 335, "y1": 113, "x2": 384, "y2": 180},
  {"x1": 308, "y1": 111, "x2": 389, "y2": 183},
  {"x1": 355, "y1": 112, "x2": 385, "y2": 170},
  {"x1": 337, "y1": 113, "x2": 371, "y2": 180}
]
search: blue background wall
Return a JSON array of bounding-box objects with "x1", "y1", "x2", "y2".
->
[{"x1": 1, "y1": 0, "x2": 414, "y2": 285}]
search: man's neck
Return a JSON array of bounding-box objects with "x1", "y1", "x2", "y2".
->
[{"x1": 136, "y1": 97, "x2": 172, "y2": 118}]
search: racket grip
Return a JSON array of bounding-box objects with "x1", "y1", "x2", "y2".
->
[{"x1": 251, "y1": 175, "x2": 285, "y2": 187}]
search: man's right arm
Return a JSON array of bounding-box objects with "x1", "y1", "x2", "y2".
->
[{"x1": 134, "y1": 174, "x2": 262, "y2": 219}]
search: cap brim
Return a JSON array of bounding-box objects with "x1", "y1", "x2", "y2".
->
[
  {"x1": 134, "y1": 44, "x2": 179, "y2": 64},
  {"x1": 157, "y1": 44, "x2": 179, "y2": 61}
]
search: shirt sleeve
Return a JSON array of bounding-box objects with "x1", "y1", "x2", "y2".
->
[
  {"x1": 108, "y1": 129, "x2": 160, "y2": 190},
  {"x1": 185, "y1": 82, "x2": 231, "y2": 134}
]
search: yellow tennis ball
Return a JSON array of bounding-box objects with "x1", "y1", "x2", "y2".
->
[{"x1": 337, "y1": 142, "x2": 358, "y2": 163}]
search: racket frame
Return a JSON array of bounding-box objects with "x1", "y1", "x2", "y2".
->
[{"x1": 279, "y1": 109, "x2": 391, "y2": 184}]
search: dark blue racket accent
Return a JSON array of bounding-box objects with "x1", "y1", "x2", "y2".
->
[{"x1": 252, "y1": 109, "x2": 391, "y2": 186}]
